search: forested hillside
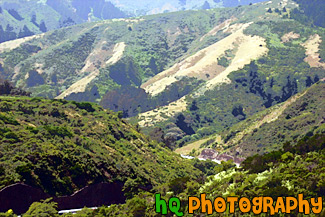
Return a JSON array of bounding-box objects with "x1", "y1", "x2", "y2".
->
[
  {"x1": 0, "y1": 96, "x2": 202, "y2": 197},
  {"x1": 198, "y1": 81, "x2": 325, "y2": 157},
  {"x1": 6, "y1": 125, "x2": 324, "y2": 216}
]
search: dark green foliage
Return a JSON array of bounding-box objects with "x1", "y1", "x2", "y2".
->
[
  {"x1": 44, "y1": 125, "x2": 73, "y2": 138},
  {"x1": 217, "y1": 56, "x2": 229, "y2": 67},
  {"x1": 175, "y1": 113, "x2": 195, "y2": 135},
  {"x1": 71, "y1": 0, "x2": 126, "y2": 20},
  {"x1": 72, "y1": 101, "x2": 95, "y2": 112},
  {"x1": 0, "y1": 114, "x2": 19, "y2": 125},
  {"x1": 242, "y1": 134, "x2": 325, "y2": 174},
  {"x1": 100, "y1": 77, "x2": 203, "y2": 117},
  {"x1": 18, "y1": 25, "x2": 34, "y2": 38},
  {"x1": 7, "y1": 9, "x2": 24, "y2": 21},
  {"x1": 0, "y1": 79, "x2": 30, "y2": 96},
  {"x1": 0, "y1": 25, "x2": 17, "y2": 43},
  {"x1": 39, "y1": 21, "x2": 47, "y2": 33},
  {"x1": 108, "y1": 57, "x2": 141, "y2": 86},
  {"x1": 223, "y1": 82, "x2": 325, "y2": 157},
  {"x1": 2, "y1": 44, "x2": 41, "y2": 68},
  {"x1": 26, "y1": 71, "x2": 45, "y2": 87},
  {"x1": 202, "y1": 1, "x2": 211, "y2": 10},
  {"x1": 291, "y1": 0, "x2": 325, "y2": 27}
]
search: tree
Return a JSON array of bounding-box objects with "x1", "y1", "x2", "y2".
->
[
  {"x1": 24, "y1": 198, "x2": 59, "y2": 217},
  {"x1": 39, "y1": 21, "x2": 47, "y2": 33},
  {"x1": 267, "y1": 8, "x2": 273, "y2": 13}
]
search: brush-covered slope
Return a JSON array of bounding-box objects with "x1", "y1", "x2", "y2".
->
[
  {"x1": 0, "y1": 5, "x2": 252, "y2": 101},
  {"x1": 1, "y1": 0, "x2": 324, "y2": 149},
  {"x1": 61, "y1": 133, "x2": 325, "y2": 216},
  {"x1": 0, "y1": 0, "x2": 300, "y2": 106},
  {"x1": 196, "y1": 80, "x2": 325, "y2": 158},
  {"x1": 110, "y1": 0, "x2": 264, "y2": 16},
  {"x1": 136, "y1": 0, "x2": 325, "y2": 147},
  {"x1": 0, "y1": 95, "x2": 202, "y2": 196}
]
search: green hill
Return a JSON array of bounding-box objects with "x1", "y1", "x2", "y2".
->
[
  {"x1": 204, "y1": 80, "x2": 325, "y2": 157},
  {"x1": 0, "y1": 95, "x2": 202, "y2": 197}
]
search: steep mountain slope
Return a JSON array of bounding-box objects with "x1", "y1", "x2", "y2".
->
[
  {"x1": 191, "y1": 81, "x2": 324, "y2": 159},
  {"x1": 0, "y1": 6, "x2": 247, "y2": 99},
  {"x1": 0, "y1": 0, "x2": 266, "y2": 44},
  {"x1": 0, "y1": 95, "x2": 202, "y2": 198},
  {"x1": 0, "y1": 0, "x2": 324, "y2": 149}
]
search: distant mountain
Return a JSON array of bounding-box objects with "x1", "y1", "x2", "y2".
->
[
  {"x1": 0, "y1": 0, "x2": 266, "y2": 43},
  {"x1": 0, "y1": 0, "x2": 126, "y2": 43},
  {"x1": 109, "y1": 0, "x2": 264, "y2": 15}
]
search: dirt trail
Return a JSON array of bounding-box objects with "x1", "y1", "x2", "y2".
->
[
  {"x1": 56, "y1": 42, "x2": 126, "y2": 99},
  {"x1": 138, "y1": 97, "x2": 187, "y2": 127},
  {"x1": 302, "y1": 34, "x2": 325, "y2": 69},
  {"x1": 142, "y1": 22, "x2": 268, "y2": 96}
]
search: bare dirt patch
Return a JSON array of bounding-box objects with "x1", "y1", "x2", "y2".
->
[
  {"x1": 175, "y1": 138, "x2": 211, "y2": 155},
  {"x1": 0, "y1": 33, "x2": 45, "y2": 53},
  {"x1": 56, "y1": 42, "x2": 126, "y2": 99},
  {"x1": 200, "y1": 24, "x2": 268, "y2": 93},
  {"x1": 142, "y1": 22, "x2": 268, "y2": 96},
  {"x1": 281, "y1": 32, "x2": 300, "y2": 43},
  {"x1": 138, "y1": 97, "x2": 187, "y2": 127},
  {"x1": 302, "y1": 34, "x2": 325, "y2": 69}
]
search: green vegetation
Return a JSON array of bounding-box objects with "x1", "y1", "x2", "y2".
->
[
  {"x1": 291, "y1": 0, "x2": 325, "y2": 28},
  {"x1": 0, "y1": 0, "x2": 324, "y2": 216},
  {"x1": 2, "y1": 133, "x2": 323, "y2": 216},
  {"x1": 220, "y1": 81, "x2": 325, "y2": 157},
  {"x1": 0, "y1": 96, "x2": 203, "y2": 196},
  {"x1": 149, "y1": 17, "x2": 324, "y2": 149}
]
